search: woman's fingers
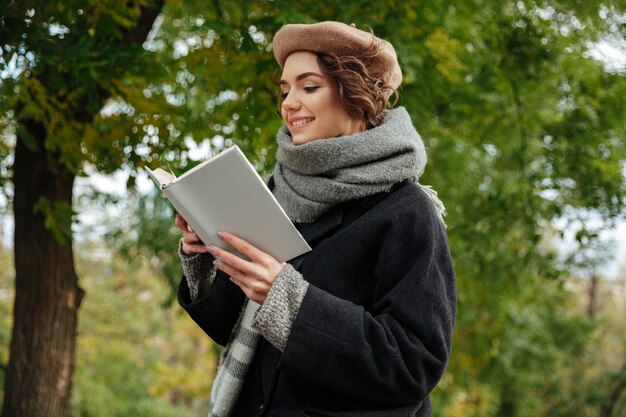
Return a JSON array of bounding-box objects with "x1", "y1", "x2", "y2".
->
[
  {"x1": 214, "y1": 259, "x2": 268, "y2": 304},
  {"x1": 215, "y1": 232, "x2": 284, "y2": 280},
  {"x1": 178, "y1": 227, "x2": 281, "y2": 302},
  {"x1": 182, "y1": 239, "x2": 211, "y2": 255},
  {"x1": 175, "y1": 213, "x2": 187, "y2": 230},
  {"x1": 217, "y1": 231, "x2": 269, "y2": 264},
  {"x1": 175, "y1": 213, "x2": 194, "y2": 233},
  {"x1": 178, "y1": 221, "x2": 207, "y2": 255},
  {"x1": 208, "y1": 244, "x2": 259, "y2": 277},
  {"x1": 181, "y1": 231, "x2": 202, "y2": 244},
  {"x1": 176, "y1": 213, "x2": 206, "y2": 255},
  {"x1": 208, "y1": 233, "x2": 285, "y2": 304}
]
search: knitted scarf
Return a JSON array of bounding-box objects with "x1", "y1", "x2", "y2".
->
[
  {"x1": 272, "y1": 106, "x2": 446, "y2": 224},
  {"x1": 208, "y1": 300, "x2": 260, "y2": 417},
  {"x1": 207, "y1": 107, "x2": 445, "y2": 417}
]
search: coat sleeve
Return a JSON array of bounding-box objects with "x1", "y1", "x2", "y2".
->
[
  {"x1": 279, "y1": 192, "x2": 456, "y2": 406},
  {"x1": 178, "y1": 270, "x2": 246, "y2": 346}
]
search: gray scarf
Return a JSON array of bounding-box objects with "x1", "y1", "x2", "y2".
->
[{"x1": 272, "y1": 107, "x2": 446, "y2": 224}]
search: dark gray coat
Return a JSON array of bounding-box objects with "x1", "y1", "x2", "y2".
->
[{"x1": 178, "y1": 180, "x2": 456, "y2": 417}]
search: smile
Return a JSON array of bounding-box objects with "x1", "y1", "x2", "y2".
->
[{"x1": 291, "y1": 118, "x2": 315, "y2": 127}]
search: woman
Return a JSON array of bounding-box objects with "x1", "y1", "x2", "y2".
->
[{"x1": 176, "y1": 21, "x2": 456, "y2": 417}]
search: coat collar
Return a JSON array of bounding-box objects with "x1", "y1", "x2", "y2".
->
[
  {"x1": 299, "y1": 207, "x2": 344, "y2": 247},
  {"x1": 270, "y1": 174, "x2": 344, "y2": 248},
  {"x1": 270, "y1": 175, "x2": 345, "y2": 266},
  {"x1": 288, "y1": 206, "x2": 344, "y2": 269}
]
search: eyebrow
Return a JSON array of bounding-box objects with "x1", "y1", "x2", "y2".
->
[{"x1": 279, "y1": 72, "x2": 325, "y2": 85}]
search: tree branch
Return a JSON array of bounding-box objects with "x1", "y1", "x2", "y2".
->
[
  {"x1": 212, "y1": 0, "x2": 224, "y2": 20},
  {"x1": 599, "y1": 363, "x2": 626, "y2": 417},
  {"x1": 121, "y1": 0, "x2": 165, "y2": 46},
  {"x1": 71, "y1": 0, "x2": 165, "y2": 123},
  {"x1": 509, "y1": 77, "x2": 528, "y2": 179}
]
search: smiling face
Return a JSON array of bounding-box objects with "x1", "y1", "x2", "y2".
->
[{"x1": 279, "y1": 51, "x2": 365, "y2": 145}]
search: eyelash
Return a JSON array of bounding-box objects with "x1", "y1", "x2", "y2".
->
[{"x1": 281, "y1": 86, "x2": 320, "y2": 99}]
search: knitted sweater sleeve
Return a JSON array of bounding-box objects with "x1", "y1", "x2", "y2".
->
[
  {"x1": 178, "y1": 239, "x2": 217, "y2": 301},
  {"x1": 252, "y1": 264, "x2": 309, "y2": 352}
]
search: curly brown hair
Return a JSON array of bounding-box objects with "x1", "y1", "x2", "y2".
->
[
  {"x1": 315, "y1": 39, "x2": 399, "y2": 130},
  {"x1": 274, "y1": 35, "x2": 399, "y2": 130}
]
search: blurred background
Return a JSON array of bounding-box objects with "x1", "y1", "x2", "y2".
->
[{"x1": 1, "y1": 1, "x2": 625, "y2": 416}]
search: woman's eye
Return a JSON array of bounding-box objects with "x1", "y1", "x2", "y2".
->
[{"x1": 280, "y1": 86, "x2": 318, "y2": 99}]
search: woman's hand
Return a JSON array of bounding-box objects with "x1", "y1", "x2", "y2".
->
[
  {"x1": 208, "y1": 231, "x2": 285, "y2": 304},
  {"x1": 175, "y1": 213, "x2": 211, "y2": 256}
]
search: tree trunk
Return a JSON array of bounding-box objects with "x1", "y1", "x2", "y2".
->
[
  {"x1": 1, "y1": 4, "x2": 162, "y2": 416},
  {"x1": 588, "y1": 274, "x2": 599, "y2": 318},
  {"x1": 2, "y1": 120, "x2": 83, "y2": 417}
]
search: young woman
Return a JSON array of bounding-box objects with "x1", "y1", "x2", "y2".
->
[{"x1": 176, "y1": 21, "x2": 456, "y2": 417}]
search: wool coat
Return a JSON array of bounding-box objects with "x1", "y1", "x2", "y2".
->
[{"x1": 178, "y1": 180, "x2": 456, "y2": 417}]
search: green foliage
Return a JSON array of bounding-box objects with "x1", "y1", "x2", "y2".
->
[
  {"x1": 72, "y1": 243, "x2": 217, "y2": 417},
  {"x1": 104, "y1": 190, "x2": 183, "y2": 305},
  {"x1": 0, "y1": 247, "x2": 14, "y2": 408}
]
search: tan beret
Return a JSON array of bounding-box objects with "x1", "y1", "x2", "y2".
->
[{"x1": 272, "y1": 21, "x2": 402, "y2": 90}]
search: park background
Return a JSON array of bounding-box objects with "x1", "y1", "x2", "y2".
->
[{"x1": 1, "y1": 1, "x2": 625, "y2": 416}]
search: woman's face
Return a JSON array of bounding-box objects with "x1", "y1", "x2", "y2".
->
[{"x1": 280, "y1": 51, "x2": 364, "y2": 145}]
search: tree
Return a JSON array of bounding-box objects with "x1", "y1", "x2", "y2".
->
[{"x1": 0, "y1": 1, "x2": 163, "y2": 415}]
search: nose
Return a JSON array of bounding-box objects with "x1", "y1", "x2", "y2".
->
[{"x1": 281, "y1": 91, "x2": 301, "y2": 113}]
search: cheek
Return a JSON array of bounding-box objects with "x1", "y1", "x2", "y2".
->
[
  {"x1": 327, "y1": 101, "x2": 351, "y2": 127},
  {"x1": 327, "y1": 93, "x2": 349, "y2": 118},
  {"x1": 315, "y1": 92, "x2": 342, "y2": 119}
]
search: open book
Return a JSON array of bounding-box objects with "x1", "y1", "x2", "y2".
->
[{"x1": 145, "y1": 145, "x2": 311, "y2": 262}]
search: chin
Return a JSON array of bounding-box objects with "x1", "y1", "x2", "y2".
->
[{"x1": 291, "y1": 133, "x2": 311, "y2": 145}]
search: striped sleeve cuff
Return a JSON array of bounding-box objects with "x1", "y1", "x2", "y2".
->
[
  {"x1": 252, "y1": 264, "x2": 309, "y2": 352},
  {"x1": 178, "y1": 239, "x2": 217, "y2": 301}
]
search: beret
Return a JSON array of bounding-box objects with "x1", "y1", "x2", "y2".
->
[{"x1": 272, "y1": 21, "x2": 402, "y2": 90}]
